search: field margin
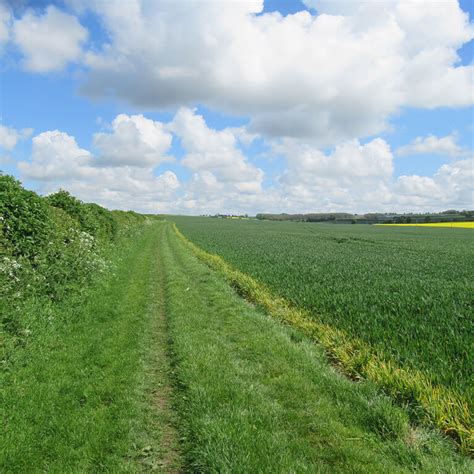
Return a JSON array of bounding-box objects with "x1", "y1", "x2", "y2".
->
[{"x1": 172, "y1": 223, "x2": 473, "y2": 455}]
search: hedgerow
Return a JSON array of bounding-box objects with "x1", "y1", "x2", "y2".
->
[{"x1": 0, "y1": 173, "x2": 152, "y2": 337}]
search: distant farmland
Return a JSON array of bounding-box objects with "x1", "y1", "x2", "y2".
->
[{"x1": 376, "y1": 222, "x2": 474, "y2": 228}]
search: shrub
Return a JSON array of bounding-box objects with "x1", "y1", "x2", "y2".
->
[
  {"x1": 0, "y1": 174, "x2": 53, "y2": 260},
  {"x1": 46, "y1": 190, "x2": 100, "y2": 237},
  {"x1": 1, "y1": 175, "x2": 151, "y2": 334}
]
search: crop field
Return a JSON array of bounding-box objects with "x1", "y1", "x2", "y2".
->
[
  {"x1": 376, "y1": 222, "x2": 474, "y2": 228},
  {"x1": 173, "y1": 217, "x2": 473, "y2": 437}
]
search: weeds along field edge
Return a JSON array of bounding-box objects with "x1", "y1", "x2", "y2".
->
[{"x1": 172, "y1": 223, "x2": 473, "y2": 455}]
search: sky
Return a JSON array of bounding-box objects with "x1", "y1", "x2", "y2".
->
[{"x1": 0, "y1": 0, "x2": 473, "y2": 215}]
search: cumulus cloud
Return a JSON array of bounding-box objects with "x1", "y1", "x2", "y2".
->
[
  {"x1": 0, "y1": 125, "x2": 33, "y2": 150},
  {"x1": 171, "y1": 107, "x2": 264, "y2": 193},
  {"x1": 394, "y1": 158, "x2": 473, "y2": 209},
  {"x1": 18, "y1": 128, "x2": 180, "y2": 212},
  {"x1": 15, "y1": 109, "x2": 266, "y2": 214},
  {"x1": 53, "y1": 168, "x2": 181, "y2": 213},
  {"x1": 60, "y1": 0, "x2": 473, "y2": 144},
  {"x1": 16, "y1": 110, "x2": 473, "y2": 214},
  {"x1": 0, "y1": 2, "x2": 11, "y2": 50},
  {"x1": 18, "y1": 130, "x2": 92, "y2": 180},
  {"x1": 12, "y1": 5, "x2": 88, "y2": 72},
  {"x1": 93, "y1": 114, "x2": 173, "y2": 167},
  {"x1": 276, "y1": 138, "x2": 395, "y2": 211},
  {"x1": 261, "y1": 136, "x2": 473, "y2": 213},
  {"x1": 396, "y1": 133, "x2": 469, "y2": 157}
]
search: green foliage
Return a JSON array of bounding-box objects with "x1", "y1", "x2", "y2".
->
[
  {"x1": 85, "y1": 203, "x2": 119, "y2": 241},
  {"x1": 45, "y1": 189, "x2": 100, "y2": 237},
  {"x1": 0, "y1": 174, "x2": 152, "y2": 335},
  {"x1": 0, "y1": 174, "x2": 53, "y2": 259},
  {"x1": 39, "y1": 207, "x2": 107, "y2": 300}
]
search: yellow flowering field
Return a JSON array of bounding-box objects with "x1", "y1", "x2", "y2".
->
[{"x1": 375, "y1": 222, "x2": 474, "y2": 228}]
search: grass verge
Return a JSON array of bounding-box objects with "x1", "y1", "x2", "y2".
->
[{"x1": 172, "y1": 223, "x2": 473, "y2": 455}]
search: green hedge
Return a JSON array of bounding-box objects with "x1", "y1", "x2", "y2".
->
[{"x1": 0, "y1": 173, "x2": 154, "y2": 333}]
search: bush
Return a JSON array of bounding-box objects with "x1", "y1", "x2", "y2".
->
[
  {"x1": 0, "y1": 174, "x2": 53, "y2": 260},
  {"x1": 85, "y1": 203, "x2": 119, "y2": 241},
  {"x1": 38, "y1": 207, "x2": 107, "y2": 301},
  {"x1": 46, "y1": 190, "x2": 100, "y2": 237}
]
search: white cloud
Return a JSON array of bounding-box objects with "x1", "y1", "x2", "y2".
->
[
  {"x1": 18, "y1": 130, "x2": 92, "y2": 180},
  {"x1": 54, "y1": 168, "x2": 181, "y2": 213},
  {"x1": 16, "y1": 110, "x2": 266, "y2": 214},
  {"x1": 171, "y1": 107, "x2": 264, "y2": 193},
  {"x1": 65, "y1": 0, "x2": 473, "y2": 144},
  {"x1": 0, "y1": 2, "x2": 11, "y2": 50},
  {"x1": 276, "y1": 138, "x2": 395, "y2": 212},
  {"x1": 396, "y1": 133, "x2": 468, "y2": 157},
  {"x1": 18, "y1": 128, "x2": 180, "y2": 212},
  {"x1": 93, "y1": 114, "x2": 173, "y2": 167},
  {"x1": 12, "y1": 5, "x2": 88, "y2": 72},
  {"x1": 0, "y1": 125, "x2": 33, "y2": 150},
  {"x1": 394, "y1": 158, "x2": 473, "y2": 209},
  {"x1": 15, "y1": 112, "x2": 473, "y2": 215}
]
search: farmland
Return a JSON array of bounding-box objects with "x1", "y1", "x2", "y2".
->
[
  {"x1": 1, "y1": 176, "x2": 472, "y2": 469},
  {"x1": 377, "y1": 222, "x2": 474, "y2": 228},
  {"x1": 173, "y1": 217, "x2": 473, "y2": 445}
]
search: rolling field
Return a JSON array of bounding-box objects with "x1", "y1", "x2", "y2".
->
[{"x1": 173, "y1": 217, "x2": 473, "y2": 447}]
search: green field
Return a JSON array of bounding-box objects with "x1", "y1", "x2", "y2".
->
[
  {"x1": 2, "y1": 177, "x2": 473, "y2": 469},
  {"x1": 173, "y1": 216, "x2": 473, "y2": 447},
  {"x1": 3, "y1": 221, "x2": 470, "y2": 471},
  {"x1": 173, "y1": 217, "x2": 473, "y2": 398}
]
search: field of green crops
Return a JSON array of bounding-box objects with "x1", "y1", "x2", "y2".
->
[{"x1": 173, "y1": 217, "x2": 473, "y2": 403}]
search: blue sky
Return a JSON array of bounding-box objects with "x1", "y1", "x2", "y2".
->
[{"x1": 0, "y1": 0, "x2": 472, "y2": 214}]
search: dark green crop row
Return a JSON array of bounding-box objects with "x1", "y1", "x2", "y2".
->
[
  {"x1": 173, "y1": 217, "x2": 473, "y2": 405},
  {"x1": 0, "y1": 174, "x2": 155, "y2": 343}
]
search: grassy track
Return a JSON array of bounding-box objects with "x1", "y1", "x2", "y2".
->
[
  {"x1": 2, "y1": 222, "x2": 471, "y2": 471},
  {"x1": 1, "y1": 223, "x2": 181, "y2": 472},
  {"x1": 159, "y1": 223, "x2": 470, "y2": 471}
]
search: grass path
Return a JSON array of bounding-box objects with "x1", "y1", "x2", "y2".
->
[
  {"x1": 1, "y1": 222, "x2": 471, "y2": 471},
  {"x1": 1, "y1": 223, "x2": 182, "y2": 472}
]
